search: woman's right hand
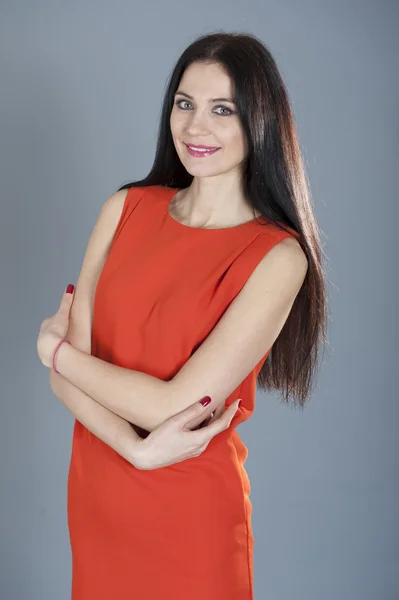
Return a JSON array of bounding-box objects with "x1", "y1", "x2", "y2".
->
[{"x1": 132, "y1": 398, "x2": 242, "y2": 471}]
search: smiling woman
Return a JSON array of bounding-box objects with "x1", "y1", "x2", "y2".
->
[
  {"x1": 170, "y1": 61, "x2": 249, "y2": 193},
  {"x1": 62, "y1": 31, "x2": 328, "y2": 600}
]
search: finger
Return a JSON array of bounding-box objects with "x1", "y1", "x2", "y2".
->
[
  {"x1": 59, "y1": 285, "x2": 75, "y2": 313},
  {"x1": 194, "y1": 399, "x2": 241, "y2": 442},
  {"x1": 205, "y1": 412, "x2": 217, "y2": 426},
  {"x1": 178, "y1": 397, "x2": 214, "y2": 428},
  {"x1": 207, "y1": 403, "x2": 225, "y2": 424},
  {"x1": 204, "y1": 400, "x2": 239, "y2": 434}
]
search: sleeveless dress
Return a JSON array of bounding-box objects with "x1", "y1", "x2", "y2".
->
[{"x1": 67, "y1": 184, "x2": 300, "y2": 600}]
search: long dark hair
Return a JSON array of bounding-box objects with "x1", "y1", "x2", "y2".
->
[{"x1": 117, "y1": 31, "x2": 330, "y2": 408}]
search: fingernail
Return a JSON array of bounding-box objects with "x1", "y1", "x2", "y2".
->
[
  {"x1": 200, "y1": 396, "x2": 211, "y2": 407},
  {"x1": 66, "y1": 284, "x2": 75, "y2": 294}
]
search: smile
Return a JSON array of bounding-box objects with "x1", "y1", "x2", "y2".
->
[{"x1": 185, "y1": 143, "x2": 221, "y2": 157}]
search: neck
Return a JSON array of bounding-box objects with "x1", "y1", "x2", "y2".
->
[{"x1": 173, "y1": 177, "x2": 259, "y2": 228}]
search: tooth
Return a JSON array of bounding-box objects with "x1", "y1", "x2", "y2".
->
[{"x1": 190, "y1": 146, "x2": 215, "y2": 151}]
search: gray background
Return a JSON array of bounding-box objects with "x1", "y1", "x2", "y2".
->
[{"x1": 1, "y1": 1, "x2": 397, "y2": 599}]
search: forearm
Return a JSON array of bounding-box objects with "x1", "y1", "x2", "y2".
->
[
  {"x1": 49, "y1": 369, "x2": 143, "y2": 467},
  {"x1": 54, "y1": 341, "x2": 173, "y2": 431}
]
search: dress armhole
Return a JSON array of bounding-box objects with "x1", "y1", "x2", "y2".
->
[
  {"x1": 112, "y1": 186, "x2": 146, "y2": 247},
  {"x1": 227, "y1": 228, "x2": 301, "y2": 300}
]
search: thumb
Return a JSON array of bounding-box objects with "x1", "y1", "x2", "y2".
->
[
  {"x1": 59, "y1": 284, "x2": 75, "y2": 311},
  {"x1": 65, "y1": 284, "x2": 75, "y2": 296}
]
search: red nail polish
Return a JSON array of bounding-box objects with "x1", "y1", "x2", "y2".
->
[
  {"x1": 66, "y1": 284, "x2": 75, "y2": 294},
  {"x1": 200, "y1": 396, "x2": 211, "y2": 407}
]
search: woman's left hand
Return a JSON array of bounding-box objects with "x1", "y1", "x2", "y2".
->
[{"x1": 37, "y1": 285, "x2": 75, "y2": 368}]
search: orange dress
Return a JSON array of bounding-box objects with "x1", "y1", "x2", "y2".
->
[{"x1": 67, "y1": 184, "x2": 299, "y2": 599}]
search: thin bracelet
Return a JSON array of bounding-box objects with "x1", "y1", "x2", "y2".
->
[{"x1": 52, "y1": 339, "x2": 71, "y2": 374}]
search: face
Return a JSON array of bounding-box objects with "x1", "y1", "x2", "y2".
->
[{"x1": 170, "y1": 61, "x2": 248, "y2": 178}]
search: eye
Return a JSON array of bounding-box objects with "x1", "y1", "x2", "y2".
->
[
  {"x1": 174, "y1": 99, "x2": 234, "y2": 116},
  {"x1": 175, "y1": 99, "x2": 193, "y2": 110},
  {"x1": 214, "y1": 105, "x2": 233, "y2": 116}
]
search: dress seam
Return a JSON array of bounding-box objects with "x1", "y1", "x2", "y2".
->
[{"x1": 231, "y1": 384, "x2": 254, "y2": 600}]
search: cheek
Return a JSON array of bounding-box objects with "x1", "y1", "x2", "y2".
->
[
  {"x1": 222, "y1": 127, "x2": 247, "y2": 159},
  {"x1": 170, "y1": 110, "x2": 185, "y2": 134}
]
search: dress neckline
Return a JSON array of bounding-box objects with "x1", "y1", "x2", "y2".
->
[{"x1": 164, "y1": 187, "x2": 262, "y2": 232}]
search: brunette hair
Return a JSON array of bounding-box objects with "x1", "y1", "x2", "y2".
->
[{"x1": 117, "y1": 31, "x2": 330, "y2": 408}]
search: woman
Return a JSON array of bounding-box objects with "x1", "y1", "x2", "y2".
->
[{"x1": 38, "y1": 31, "x2": 328, "y2": 600}]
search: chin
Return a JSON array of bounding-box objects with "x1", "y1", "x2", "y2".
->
[{"x1": 182, "y1": 165, "x2": 225, "y2": 178}]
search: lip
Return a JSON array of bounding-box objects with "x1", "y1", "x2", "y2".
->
[
  {"x1": 185, "y1": 143, "x2": 221, "y2": 150},
  {"x1": 184, "y1": 142, "x2": 221, "y2": 157}
]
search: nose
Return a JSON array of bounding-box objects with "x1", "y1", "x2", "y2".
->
[{"x1": 185, "y1": 108, "x2": 211, "y2": 136}]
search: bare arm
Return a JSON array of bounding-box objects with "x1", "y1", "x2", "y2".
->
[
  {"x1": 53, "y1": 342, "x2": 174, "y2": 431},
  {"x1": 49, "y1": 189, "x2": 144, "y2": 465},
  {"x1": 50, "y1": 368, "x2": 142, "y2": 466},
  {"x1": 53, "y1": 235, "x2": 308, "y2": 432}
]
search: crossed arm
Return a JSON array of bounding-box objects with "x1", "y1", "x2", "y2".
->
[
  {"x1": 51, "y1": 237, "x2": 307, "y2": 433},
  {"x1": 48, "y1": 190, "x2": 307, "y2": 465}
]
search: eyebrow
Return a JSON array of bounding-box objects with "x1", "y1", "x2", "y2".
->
[{"x1": 174, "y1": 90, "x2": 236, "y2": 104}]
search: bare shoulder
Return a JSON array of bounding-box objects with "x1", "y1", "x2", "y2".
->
[
  {"x1": 51, "y1": 187, "x2": 129, "y2": 372},
  {"x1": 101, "y1": 188, "x2": 129, "y2": 221},
  {"x1": 81, "y1": 188, "x2": 130, "y2": 254},
  {"x1": 252, "y1": 234, "x2": 308, "y2": 294},
  {"x1": 268, "y1": 235, "x2": 308, "y2": 268},
  {"x1": 167, "y1": 231, "x2": 308, "y2": 423}
]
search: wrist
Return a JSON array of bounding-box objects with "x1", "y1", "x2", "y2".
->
[{"x1": 52, "y1": 338, "x2": 71, "y2": 373}]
